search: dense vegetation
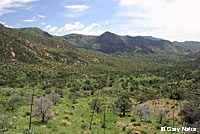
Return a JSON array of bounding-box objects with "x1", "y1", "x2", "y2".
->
[{"x1": 0, "y1": 23, "x2": 200, "y2": 134}]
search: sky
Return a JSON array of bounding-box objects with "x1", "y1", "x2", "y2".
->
[{"x1": 0, "y1": 0, "x2": 200, "y2": 41}]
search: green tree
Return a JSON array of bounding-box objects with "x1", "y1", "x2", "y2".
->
[{"x1": 113, "y1": 93, "x2": 132, "y2": 117}]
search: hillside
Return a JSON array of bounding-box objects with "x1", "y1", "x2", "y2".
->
[
  {"x1": 0, "y1": 23, "x2": 102, "y2": 68},
  {"x1": 60, "y1": 34, "x2": 96, "y2": 49},
  {"x1": 1, "y1": 23, "x2": 200, "y2": 134},
  {"x1": 62, "y1": 31, "x2": 190, "y2": 54},
  {"x1": 173, "y1": 41, "x2": 200, "y2": 50},
  {"x1": 15, "y1": 27, "x2": 52, "y2": 38},
  {"x1": 11, "y1": 26, "x2": 192, "y2": 55}
]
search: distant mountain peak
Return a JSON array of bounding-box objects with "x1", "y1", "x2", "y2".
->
[{"x1": 101, "y1": 31, "x2": 116, "y2": 36}]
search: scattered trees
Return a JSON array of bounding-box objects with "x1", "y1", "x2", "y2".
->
[
  {"x1": 0, "y1": 95, "x2": 22, "y2": 133},
  {"x1": 181, "y1": 88, "x2": 200, "y2": 128}
]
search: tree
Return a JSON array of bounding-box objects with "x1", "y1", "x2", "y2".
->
[
  {"x1": 134, "y1": 103, "x2": 153, "y2": 121},
  {"x1": 180, "y1": 85, "x2": 200, "y2": 129},
  {"x1": 49, "y1": 92, "x2": 61, "y2": 105},
  {"x1": 34, "y1": 97, "x2": 53, "y2": 123},
  {"x1": 68, "y1": 92, "x2": 80, "y2": 104},
  {"x1": 113, "y1": 93, "x2": 132, "y2": 117},
  {"x1": 157, "y1": 109, "x2": 166, "y2": 124},
  {"x1": 89, "y1": 98, "x2": 102, "y2": 114}
]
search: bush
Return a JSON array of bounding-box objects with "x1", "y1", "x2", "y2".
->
[
  {"x1": 61, "y1": 120, "x2": 71, "y2": 127},
  {"x1": 22, "y1": 129, "x2": 40, "y2": 134},
  {"x1": 122, "y1": 126, "x2": 126, "y2": 131},
  {"x1": 64, "y1": 110, "x2": 73, "y2": 115},
  {"x1": 64, "y1": 115, "x2": 70, "y2": 120},
  {"x1": 81, "y1": 124, "x2": 87, "y2": 130},
  {"x1": 130, "y1": 117, "x2": 136, "y2": 122},
  {"x1": 133, "y1": 122, "x2": 141, "y2": 126},
  {"x1": 25, "y1": 112, "x2": 30, "y2": 116},
  {"x1": 146, "y1": 120, "x2": 152, "y2": 124},
  {"x1": 54, "y1": 112, "x2": 59, "y2": 116}
]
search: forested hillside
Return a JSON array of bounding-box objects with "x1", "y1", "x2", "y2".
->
[{"x1": 0, "y1": 23, "x2": 199, "y2": 134}]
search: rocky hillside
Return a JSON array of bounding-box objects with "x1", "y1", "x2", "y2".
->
[{"x1": 0, "y1": 23, "x2": 101, "y2": 68}]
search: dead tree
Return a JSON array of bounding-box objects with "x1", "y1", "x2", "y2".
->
[{"x1": 89, "y1": 90, "x2": 100, "y2": 130}]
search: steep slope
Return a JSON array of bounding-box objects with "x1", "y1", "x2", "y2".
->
[
  {"x1": 62, "y1": 31, "x2": 189, "y2": 54},
  {"x1": 94, "y1": 31, "x2": 131, "y2": 53},
  {"x1": 142, "y1": 36, "x2": 162, "y2": 41},
  {"x1": 15, "y1": 27, "x2": 53, "y2": 38},
  {"x1": 121, "y1": 35, "x2": 188, "y2": 54},
  {"x1": 173, "y1": 41, "x2": 200, "y2": 50},
  {"x1": 0, "y1": 24, "x2": 100, "y2": 67},
  {"x1": 60, "y1": 34, "x2": 96, "y2": 49}
]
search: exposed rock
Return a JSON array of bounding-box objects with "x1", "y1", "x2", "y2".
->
[{"x1": 11, "y1": 51, "x2": 15, "y2": 57}]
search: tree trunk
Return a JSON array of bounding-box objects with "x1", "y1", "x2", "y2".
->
[
  {"x1": 29, "y1": 88, "x2": 34, "y2": 130},
  {"x1": 89, "y1": 90, "x2": 99, "y2": 130},
  {"x1": 42, "y1": 114, "x2": 45, "y2": 123},
  {"x1": 159, "y1": 116, "x2": 162, "y2": 124}
]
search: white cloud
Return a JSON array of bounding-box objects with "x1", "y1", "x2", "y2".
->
[
  {"x1": 45, "y1": 25, "x2": 51, "y2": 29},
  {"x1": 40, "y1": 22, "x2": 45, "y2": 25},
  {"x1": 23, "y1": 19, "x2": 36, "y2": 22},
  {"x1": 70, "y1": 23, "x2": 103, "y2": 35},
  {"x1": 37, "y1": 14, "x2": 45, "y2": 18},
  {"x1": 0, "y1": 0, "x2": 39, "y2": 15},
  {"x1": 65, "y1": 5, "x2": 90, "y2": 12},
  {"x1": 0, "y1": 21, "x2": 13, "y2": 27},
  {"x1": 58, "y1": 22, "x2": 84, "y2": 32},
  {"x1": 49, "y1": 26, "x2": 57, "y2": 32},
  {"x1": 118, "y1": 0, "x2": 200, "y2": 41},
  {"x1": 54, "y1": 33, "x2": 59, "y2": 36},
  {"x1": 64, "y1": 13, "x2": 83, "y2": 18},
  {"x1": 23, "y1": 16, "x2": 36, "y2": 22}
]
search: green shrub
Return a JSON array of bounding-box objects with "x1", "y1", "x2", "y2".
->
[
  {"x1": 133, "y1": 122, "x2": 141, "y2": 126},
  {"x1": 130, "y1": 117, "x2": 136, "y2": 122},
  {"x1": 64, "y1": 115, "x2": 70, "y2": 120},
  {"x1": 81, "y1": 124, "x2": 87, "y2": 130}
]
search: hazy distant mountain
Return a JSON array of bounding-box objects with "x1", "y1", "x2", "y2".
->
[
  {"x1": 142, "y1": 36, "x2": 162, "y2": 41},
  {"x1": 173, "y1": 41, "x2": 200, "y2": 50},
  {"x1": 62, "y1": 31, "x2": 189, "y2": 54},
  {"x1": 0, "y1": 23, "x2": 192, "y2": 58}
]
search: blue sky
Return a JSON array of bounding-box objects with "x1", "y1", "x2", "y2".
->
[{"x1": 0, "y1": 0, "x2": 200, "y2": 41}]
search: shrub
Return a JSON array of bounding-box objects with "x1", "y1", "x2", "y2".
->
[
  {"x1": 54, "y1": 112, "x2": 59, "y2": 116},
  {"x1": 134, "y1": 103, "x2": 153, "y2": 121},
  {"x1": 81, "y1": 124, "x2": 87, "y2": 130},
  {"x1": 25, "y1": 112, "x2": 30, "y2": 116},
  {"x1": 122, "y1": 126, "x2": 126, "y2": 131},
  {"x1": 133, "y1": 122, "x2": 141, "y2": 126},
  {"x1": 130, "y1": 117, "x2": 136, "y2": 122},
  {"x1": 61, "y1": 120, "x2": 71, "y2": 127},
  {"x1": 64, "y1": 115, "x2": 70, "y2": 120},
  {"x1": 64, "y1": 110, "x2": 70, "y2": 114}
]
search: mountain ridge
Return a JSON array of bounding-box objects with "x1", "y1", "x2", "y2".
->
[
  {"x1": 61, "y1": 31, "x2": 191, "y2": 54},
  {"x1": 0, "y1": 24, "x2": 193, "y2": 55}
]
